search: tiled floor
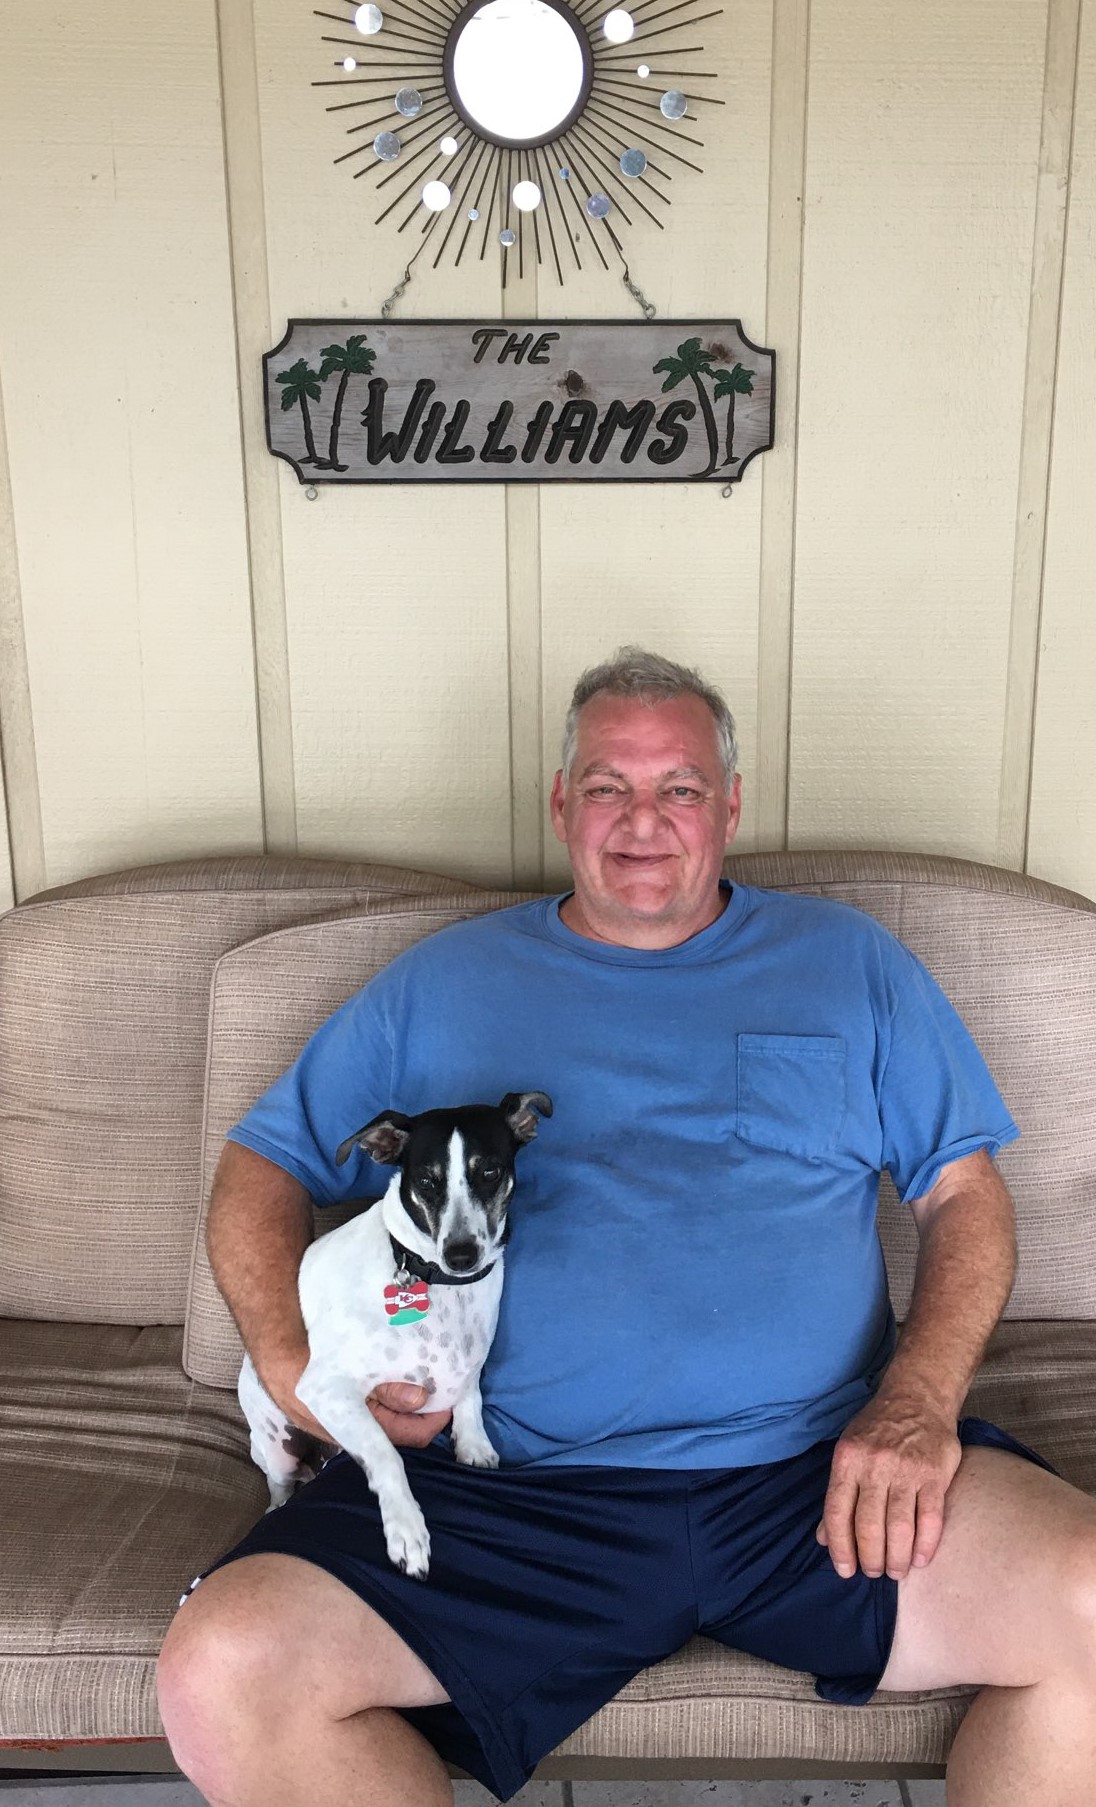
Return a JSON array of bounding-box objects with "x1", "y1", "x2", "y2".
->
[{"x1": 0, "y1": 1779, "x2": 949, "y2": 1805}]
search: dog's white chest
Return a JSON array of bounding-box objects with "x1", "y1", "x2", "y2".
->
[
  {"x1": 374, "y1": 1279, "x2": 497, "y2": 1408},
  {"x1": 297, "y1": 1204, "x2": 502, "y2": 1412}
]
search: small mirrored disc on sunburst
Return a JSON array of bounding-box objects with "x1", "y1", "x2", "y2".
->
[
  {"x1": 373, "y1": 131, "x2": 401, "y2": 161},
  {"x1": 603, "y1": 8, "x2": 634, "y2": 40},
  {"x1": 660, "y1": 89, "x2": 688, "y2": 118},
  {"x1": 354, "y1": 4, "x2": 383, "y2": 33},
  {"x1": 422, "y1": 179, "x2": 451, "y2": 210},
  {"x1": 586, "y1": 192, "x2": 611, "y2": 217},
  {"x1": 500, "y1": 228, "x2": 516, "y2": 246},
  {"x1": 620, "y1": 148, "x2": 647, "y2": 177},
  {"x1": 394, "y1": 87, "x2": 422, "y2": 116}
]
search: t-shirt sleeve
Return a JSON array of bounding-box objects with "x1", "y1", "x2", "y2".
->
[
  {"x1": 879, "y1": 951, "x2": 1020, "y2": 1203},
  {"x1": 225, "y1": 982, "x2": 395, "y2": 1205}
]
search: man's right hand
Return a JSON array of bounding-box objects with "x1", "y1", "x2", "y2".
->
[
  {"x1": 367, "y1": 1383, "x2": 453, "y2": 1449},
  {"x1": 269, "y1": 1363, "x2": 452, "y2": 1450}
]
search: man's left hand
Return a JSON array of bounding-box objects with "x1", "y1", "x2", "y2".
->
[{"x1": 816, "y1": 1390, "x2": 962, "y2": 1581}]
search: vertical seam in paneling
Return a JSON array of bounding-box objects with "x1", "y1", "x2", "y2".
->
[
  {"x1": 506, "y1": 485, "x2": 544, "y2": 885},
  {"x1": 503, "y1": 278, "x2": 545, "y2": 887},
  {"x1": 999, "y1": 0, "x2": 1081, "y2": 872},
  {"x1": 0, "y1": 357, "x2": 46, "y2": 902},
  {"x1": 756, "y1": 0, "x2": 810, "y2": 852},
  {"x1": 215, "y1": 0, "x2": 298, "y2": 854}
]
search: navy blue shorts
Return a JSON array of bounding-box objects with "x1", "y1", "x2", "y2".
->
[{"x1": 189, "y1": 1416, "x2": 1056, "y2": 1801}]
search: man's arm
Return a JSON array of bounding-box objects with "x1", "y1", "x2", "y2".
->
[
  {"x1": 207, "y1": 1141, "x2": 450, "y2": 1448},
  {"x1": 816, "y1": 1147, "x2": 1017, "y2": 1581}
]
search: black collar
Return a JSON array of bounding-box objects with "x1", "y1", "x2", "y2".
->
[{"x1": 389, "y1": 1234, "x2": 497, "y2": 1287}]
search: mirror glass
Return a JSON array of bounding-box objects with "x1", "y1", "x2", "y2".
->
[{"x1": 448, "y1": 0, "x2": 589, "y2": 147}]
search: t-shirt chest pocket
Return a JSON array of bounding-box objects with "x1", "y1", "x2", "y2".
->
[{"x1": 736, "y1": 1033, "x2": 847, "y2": 1157}]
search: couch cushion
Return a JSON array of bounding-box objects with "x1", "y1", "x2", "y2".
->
[
  {"x1": 185, "y1": 895, "x2": 533, "y2": 1388},
  {"x1": 0, "y1": 859, "x2": 482, "y2": 1326},
  {"x1": 3, "y1": 1314, "x2": 1090, "y2": 1747},
  {"x1": 0, "y1": 1317, "x2": 265, "y2": 1740}
]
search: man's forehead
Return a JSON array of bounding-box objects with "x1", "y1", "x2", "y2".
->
[{"x1": 572, "y1": 695, "x2": 723, "y2": 768}]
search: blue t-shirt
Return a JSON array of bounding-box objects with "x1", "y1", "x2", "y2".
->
[{"x1": 228, "y1": 882, "x2": 1019, "y2": 1470}]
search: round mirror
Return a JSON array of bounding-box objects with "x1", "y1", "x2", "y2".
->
[{"x1": 445, "y1": 0, "x2": 593, "y2": 149}]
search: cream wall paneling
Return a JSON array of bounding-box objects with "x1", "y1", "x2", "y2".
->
[
  {"x1": 0, "y1": 353, "x2": 41, "y2": 907},
  {"x1": 2, "y1": 1, "x2": 1093, "y2": 899},
  {"x1": 538, "y1": 0, "x2": 775, "y2": 889},
  {"x1": 0, "y1": 2, "x2": 262, "y2": 894},
  {"x1": 790, "y1": 0, "x2": 1053, "y2": 863},
  {"x1": 1029, "y1": 0, "x2": 1096, "y2": 903},
  {"x1": 256, "y1": 0, "x2": 514, "y2": 887}
]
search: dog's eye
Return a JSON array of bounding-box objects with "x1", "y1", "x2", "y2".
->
[
  {"x1": 479, "y1": 1163, "x2": 501, "y2": 1185},
  {"x1": 415, "y1": 1169, "x2": 441, "y2": 1195}
]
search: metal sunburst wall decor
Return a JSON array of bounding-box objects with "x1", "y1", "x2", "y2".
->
[{"x1": 313, "y1": 0, "x2": 723, "y2": 287}]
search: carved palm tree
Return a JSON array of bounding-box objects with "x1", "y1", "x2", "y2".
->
[
  {"x1": 318, "y1": 334, "x2": 376, "y2": 471},
  {"x1": 276, "y1": 360, "x2": 326, "y2": 467},
  {"x1": 712, "y1": 363, "x2": 755, "y2": 466},
  {"x1": 653, "y1": 337, "x2": 720, "y2": 478}
]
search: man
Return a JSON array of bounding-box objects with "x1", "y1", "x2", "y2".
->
[{"x1": 158, "y1": 648, "x2": 1096, "y2": 1807}]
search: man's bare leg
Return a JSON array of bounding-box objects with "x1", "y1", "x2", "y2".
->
[
  {"x1": 157, "y1": 1553, "x2": 452, "y2": 1807},
  {"x1": 876, "y1": 1446, "x2": 1096, "y2": 1806}
]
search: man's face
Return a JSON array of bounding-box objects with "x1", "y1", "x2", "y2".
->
[{"x1": 549, "y1": 691, "x2": 742, "y2": 948}]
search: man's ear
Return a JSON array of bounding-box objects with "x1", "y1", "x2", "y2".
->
[
  {"x1": 723, "y1": 772, "x2": 743, "y2": 849},
  {"x1": 549, "y1": 769, "x2": 568, "y2": 845},
  {"x1": 499, "y1": 1092, "x2": 553, "y2": 1145},
  {"x1": 335, "y1": 1111, "x2": 413, "y2": 1167}
]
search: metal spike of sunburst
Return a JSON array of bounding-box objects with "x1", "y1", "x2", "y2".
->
[{"x1": 313, "y1": 0, "x2": 720, "y2": 286}]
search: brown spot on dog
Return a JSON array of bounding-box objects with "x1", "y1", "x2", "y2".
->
[
  {"x1": 281, "y1": 1425, "x2": 316, "y2": 1462},
  {"x1": 559, "y1": 369, "x2": 588, "y2": 398}
]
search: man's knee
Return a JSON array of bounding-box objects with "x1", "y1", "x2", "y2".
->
[
  {"x1": 157, "y1": 1552, "x2": 447, "y2": 1784},
  {"x1": 156, "y1": 1572, "x2": 286, "y2": 1792}
]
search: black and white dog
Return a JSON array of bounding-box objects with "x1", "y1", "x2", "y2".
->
[{"x1": 238, "y1": 1090, "x2": 551, "y2": 1579}]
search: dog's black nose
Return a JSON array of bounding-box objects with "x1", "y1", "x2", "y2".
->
[{"x1": 444, "y1": 1240, "x2": 480, "y2": 1273}]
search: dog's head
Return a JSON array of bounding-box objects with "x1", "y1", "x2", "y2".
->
[{"x1": 334, "y1": 1092, "x2": 552, "y2": 1278}]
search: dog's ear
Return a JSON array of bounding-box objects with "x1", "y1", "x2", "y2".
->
[
  {"x1": 499, "y1": 1091, "x2": 553, "y2": 1145},
  {"x1": 335, "y1": 1111, "x2": 413, "y2": 1167}
]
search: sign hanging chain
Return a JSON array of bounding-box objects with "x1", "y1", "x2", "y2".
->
[
  {"x1": 379, "y1": 221, "x2": 656, "y2": 322},
  {"x1": 379, "y1": 228, "x2": 437, "y2": 320},
  {"x1": 604, "y1": 223, "x2": 656, "y2": 320}
]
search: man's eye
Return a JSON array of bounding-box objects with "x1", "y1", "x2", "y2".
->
[
  {"x1": 588, "y1": 786, "x2": 620, "y2": 798},
  {"x1": 669, "y1": 787, "x2": 701, "y2": 800}
]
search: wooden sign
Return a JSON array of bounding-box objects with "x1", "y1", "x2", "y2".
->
[{"x1": 265, "y1": 320, "x2": 774, "y2": 486}]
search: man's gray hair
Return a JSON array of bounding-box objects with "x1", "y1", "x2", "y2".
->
[{"x1": 561, "y1": 646, "x2": 738, "y2": 788}]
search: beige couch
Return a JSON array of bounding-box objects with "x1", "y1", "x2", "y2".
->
[{"x1": 2, "y1": 848, "x2": 1095, "y2": 1785}]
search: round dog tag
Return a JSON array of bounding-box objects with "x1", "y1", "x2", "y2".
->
[{"x1": 384, "y1": 1281, "x2": 431, "y2": 1324}]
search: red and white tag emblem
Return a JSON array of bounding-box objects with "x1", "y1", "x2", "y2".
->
[{"x1": 384, "y1": 1281, "x2": 431, "y2": 1324}]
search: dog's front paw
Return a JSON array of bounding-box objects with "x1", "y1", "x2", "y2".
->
[
  {"x1": 453, "y1": 1433, "x2": 500, "y2": 1470},
  {"x1": 384, "y1": 1504, "x2": 431, "y2": 1580}
]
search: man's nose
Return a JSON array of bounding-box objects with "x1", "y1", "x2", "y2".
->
[{"x1": 619, "y1": 792, "x2": 662, "y2": 835}]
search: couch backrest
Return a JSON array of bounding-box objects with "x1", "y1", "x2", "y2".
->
[
  {"x1": 3, "y1": 849, "x2": 1093, "y2": 1342},
  {"x1": 182, "y1": 851, "x2": 1096, "y2": 1386},
  {"x1": 0, "y1": 856, "x2": 482, "y2": 1324}
]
